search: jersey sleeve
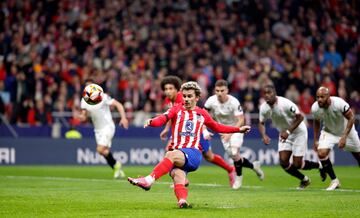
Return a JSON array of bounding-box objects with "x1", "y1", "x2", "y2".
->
[
  {"x1": 259, "y1": 103, "x2": 269, "y2": 122},
  {"x1": 232, "y1": 98, "x2": 243, "y2": 116},
  {"x1": 80, "y1": 98, "x2": 87, "y2": 110},
  {"x1": 286, "y1": 100, "x2": 300, "y2": 116},
  {"x1": 150, "y1": 105, "x2": 178, "y2": 127},
  {"x1": 334, "y1": 97, "x2": 350, "y2": 114},
  {"x1": 202, "y1": 109, "x2": 240, "y2": 133},
  {"x1": 204, "y1": 97, "x2": 212, "y2": 111},
  {"x1": 103, "y1": 94, "x2": 114, "y2": 105},
  {"x1": 311, "y1": 102, "x2": 320, "y2": 119}
]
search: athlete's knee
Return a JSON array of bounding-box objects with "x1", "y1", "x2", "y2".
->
[
  {"x1": 280, "y1": 159, "x2": 290, "y2": 169},
  {"x1": 317, "y1": 150, "x2": 329, "y2": 160},
  {"x1": 165, "y1": 150, "x2": 183, "y2": 161},
  {"x1": 96, "y1": 146, "x2": 109, "y2": 156},
  {"x1": 292, "y1": 161, "x2": 302, "y2": 169},
  {"x1": 203, "y1": 151, "x2": 214, "y2": 161}
]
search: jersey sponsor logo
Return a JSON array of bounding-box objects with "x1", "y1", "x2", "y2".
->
[
  {"x1": 185, "y1": 120, "x2": 194, "y2": 132},
  {"x1": 180, "y1": 132, "x2": 196, "y2": 137}
]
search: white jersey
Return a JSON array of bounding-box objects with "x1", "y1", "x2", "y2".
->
[
  {"x1": 259, "y1": 96, "x2": 307, "y2": 133},
  {"x1": 81, "y1": 93, "x2": 115, "y2": 131},
  {"x1": 204, "y1": 95, "x2": 243, "y2": 126},
  {"x1": 311, "y1": 96, "x2": 353, "y2": 136}
]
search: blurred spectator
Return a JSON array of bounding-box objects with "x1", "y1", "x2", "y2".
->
[
  {"x1": 298, "y1": 88, "x2": 314, "y2": 115},
  {"x1": 0, "y1": 0, "x2": 358, "y2": 126}
]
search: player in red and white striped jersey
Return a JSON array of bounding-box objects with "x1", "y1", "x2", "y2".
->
[
  {"x1": 128, "y1": 81, "x2": 250, "y2": 208},
  {"x1": 159, "y1": 76, "x2": 236, "y2": 188}
]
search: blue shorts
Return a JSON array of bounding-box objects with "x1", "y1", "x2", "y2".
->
[
  {"x1": 200, "y1": 133, "x2": 211, "y2": 153},
  {"x1": 178, "y1": 148, "x2": 202, "y2": 173}
]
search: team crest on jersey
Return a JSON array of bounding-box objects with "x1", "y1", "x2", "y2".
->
[{"x1": 185, "y1": 120, "x2": 194, "y2": 132}]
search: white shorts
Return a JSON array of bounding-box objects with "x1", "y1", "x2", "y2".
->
[
  {"x1": 318, "y1": 129, "x2": 360, "y2": 152},
  {"x1": 221, "y1": 133, "x2": 244, "y2": 157},
  {"x1": 278, "y1": 130, "x2": 307, "y2": 157},
  {"x1": 94, "y1": 127, "x2": 115, "y2": 147}
]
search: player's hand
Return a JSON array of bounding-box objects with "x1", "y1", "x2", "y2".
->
[
  {"x1": 262, "y1": 135, "x2": 270, "y2": 145},
  {"x1": 312, "y1": 141, "x2": 319, "y2": 151},
  {"x1": 119, "y1": 118, "x2": 129, "y2": 129},
  {"x1": 280, "y1": 130, "x2": 289, "y2": 142},
  {"x1": 338, "y1": 136, "x2": 346, "y2": 149},
  {"x1": 202, "y1": 128, "x2": 213, "y2": 140},
  {"x1": 160, "y1": 128, "x2": 169, "y2": 141},
  {"x1": 239, "y1": 125, "x2": 251, "y2": 134},
  {"x1": 144, "y1": 119, "x2": 152, "y2": 128}
]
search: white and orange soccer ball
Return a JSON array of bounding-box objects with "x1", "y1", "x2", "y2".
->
[{"x1": 82, "y1": 83, "x2": 103, "y2": 105}]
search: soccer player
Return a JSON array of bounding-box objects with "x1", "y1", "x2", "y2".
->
[
  {"x1": 311, "y1": 86, "x2": 360, "y2": 190},
  {"x1": 204, "y1": 80, "x2": 264, "y2": 189},
  {"x1": 77, "y1": 83, "x2": 129, "y2": 179},
  {"x1": 259, "y1": 85, "x2": 324, "y2": 189},
  {"x1": 128, "y1": 81, "x2": 251, "y2": 208},
  {"x1": 159, "y1": 76, "x2": 236, "y2": 187}
]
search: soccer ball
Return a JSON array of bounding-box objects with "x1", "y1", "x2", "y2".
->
[{"x1": 82, "y1": 83, "x2": 103, "y2": 105}]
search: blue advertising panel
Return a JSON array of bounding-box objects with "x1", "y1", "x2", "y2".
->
[{"x1": 0, "y1": 138, "x2": 357, "y2": 166}]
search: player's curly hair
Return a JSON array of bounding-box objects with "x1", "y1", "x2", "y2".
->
[
  {"x1": 160, "y1": 76, "x2": 182, "y2": 91},
  {"x1": 180, "y1": 81, "x2": 202, "y2": 97}
]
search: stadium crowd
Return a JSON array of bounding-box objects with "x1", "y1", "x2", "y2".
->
[{"x1": 0, "y1": 0, "x2": 359, "y2": 126}]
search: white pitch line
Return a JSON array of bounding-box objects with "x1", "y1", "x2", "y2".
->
[
  {"x1": 2, "y1": 175, "x2": 360, "y2": 192},
  {"x1": 1, "y1": 175, "x2": 263, "y2": 189}
]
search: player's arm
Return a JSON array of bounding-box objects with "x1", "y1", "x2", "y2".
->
[
  {"x1": 202, "y1": 106, "x2": 213, "y2": 140},
  {"x1": 312, "y1": 118, "x2": 321, "y2": 151},
  {"x1": 160, "y1": 120, "x2": 172, "y2": 140},
  {"x1": 203, "y1": 110, "x2": 250, "y2": 134},
  {"x1": 338, "y1": 108, "x2": 355, "y2": 149},
  {"x1": 280, "y1": 113, "x2": 304, "y2": 141},
  {"x1": 258, "y1": 121, "x2": 270, "y2": 145},
  {"x1": 111, "y1": 99, "x2": 129, "y2": 129},
  {"x1": 145, "y1": 107, "x2": 176, "y2": 128}
]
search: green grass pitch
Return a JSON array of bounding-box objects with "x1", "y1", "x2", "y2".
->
[{"x1": 0, "y1": 165, "x2": 359, "y2": 217}]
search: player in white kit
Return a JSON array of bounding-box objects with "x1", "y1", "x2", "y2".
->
[
  {"x1": 312, "y1": 87, "x2": 360, "y2": 190},
  {"x1": 78, "y1": 82, "x2": 129, "y2": 179},
  {"x1": 259, "y1": 85, "x2": 325, "y2": 189},
  {"x1": 204, "y1": 80, "x2": 264, "y2": 189}
]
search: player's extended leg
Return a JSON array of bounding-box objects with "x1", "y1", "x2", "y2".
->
[
  {"x1": 279, "y1": 151, "x2": 307, "y2": 185},
  {"x1": 97, "y1": 145, "x2": 125, "y2": 179},
  {"x1": 300, "y1": 158, "x2": 327, "y2": 181},
  {"x1": 201, "y1": 137, "x2": 235, "y2": 188},
  {"x1": 318, "y1": 148, "x2": 340, "y2": 191},
  {"x1": 171, "y1": 168, "x2": 192, "y2": 209},
  {"x1": 351, "y1": 152, "x2": 360, "y2": 166},
  {"x1": 128, "y1": 150, "x2": 184, "y2": 191},
  {"x1": 292, "y1": 156, "x2": 311, "y2": 189}
]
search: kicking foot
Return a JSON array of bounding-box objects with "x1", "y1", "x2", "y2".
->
[
  {"x1": 178, "y1": 199, "x2": 192, "y2": 209},
  {"x1": 128, "y1": 176, "x2": 152, "y2": 191}
]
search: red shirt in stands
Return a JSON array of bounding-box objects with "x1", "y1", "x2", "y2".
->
[
  {"x1": 164, "y1": 92, "x2": 183, "y2": 109},
  {"x1": 150, "y1": 104, "x2": 241, "y2": 151}
]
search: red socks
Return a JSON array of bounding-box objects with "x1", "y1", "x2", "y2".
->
[
  {"x1": 211, "y1": 154, "x2": 233, "y2": 173},
  {"x1": 174, "y1": 184, "x2": 188, "y2": 201},
  {"x1": 150, "y1": 158, "x2": 173, "y2": 180}
]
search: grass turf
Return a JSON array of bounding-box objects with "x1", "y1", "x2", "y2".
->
[{"x1": 0, "y1": 165, "x2": 359, "y2": 217}]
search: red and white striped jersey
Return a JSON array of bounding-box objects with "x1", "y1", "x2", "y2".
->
[{"x1": 150, "y1": 104, "x2": 241, "y2": 151}]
